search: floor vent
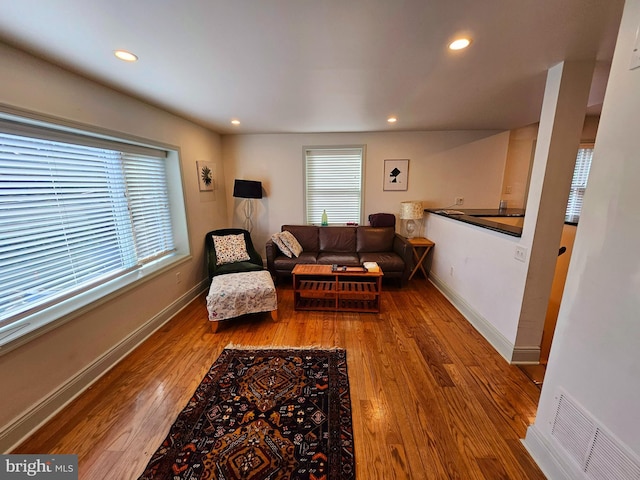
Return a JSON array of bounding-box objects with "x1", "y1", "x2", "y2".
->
[{"x1": 551, "y1": 391, "x2": 640, "y2": 479}]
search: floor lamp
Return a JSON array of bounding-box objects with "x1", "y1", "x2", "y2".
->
[
  {"x1": 401, "y1": 201, "x2": 423, "y2": 238},
  {"x1": 233, "y1": 179, "x2": 263, "y2": 232}
]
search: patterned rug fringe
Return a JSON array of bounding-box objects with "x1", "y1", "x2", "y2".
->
[{"x1": 224, "y1": 343, "x2": 345, "y2": 351}]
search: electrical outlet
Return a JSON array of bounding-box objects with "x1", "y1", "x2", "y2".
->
[
  {"x1": 505, "y1": 185, "x2": 512, "y2": 194},
  {"x1": 514, "y1": 246, "x2": 527, "y2": 262},
  {"x1": 455, "y1": 197, "x2": 464, "y2": 205},
  {"x1": 176, "y1": 272, "x2": 182, "y2": 284}
]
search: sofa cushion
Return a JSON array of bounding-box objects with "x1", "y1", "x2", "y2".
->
[
  {"x1": 319, "y1": 227, "x2": 356, "y2": 252},
  {"x1": 212, "y1": 261, "x2": 265, "y2": 276},
  {"x1": 317, "y1": 252, "x2": 361, "y2": 266},
  {"x1": 359, "y1": 252, "x2": 405, "y2": 272},
  {"x1": 273, "y1": 252, "x2": 318, "y2": 270},
  {"x1": 283, "y1": 225, "x2": 319, "y2": 252},
  {"x1": 357, "y1": 227, "x2": 395, "y2": 253}
]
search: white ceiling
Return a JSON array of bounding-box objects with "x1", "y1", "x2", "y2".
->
[{"x1": 0, "y1": 0, "x2": 625, "y2": 134}]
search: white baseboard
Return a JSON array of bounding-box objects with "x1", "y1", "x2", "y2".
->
[
  {"x1": 429, "y1": 272, "x2": 516, "y2": 363},
  {"x1": 512, "y1": 345, "x2": 542, "y2": 364},
  {"x1": 523, "y1": 424, "x2": 575, "y2": 480},
  {"x1": 0, "y1": 279, "x2": 209, "y2": 453}
]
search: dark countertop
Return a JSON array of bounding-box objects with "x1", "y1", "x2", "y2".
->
[
  {"x1": 451, "y1": 208, "x2": 525, "y2": 217},
  {"x1": 426, "y1": 208, "x2": 578, "y2": 236},
  {"x1": 426, "y1": 208, "x2": 524, "y2": 237}
]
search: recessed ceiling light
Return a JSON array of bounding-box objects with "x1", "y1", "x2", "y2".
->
[
  {"x1": 114, "y1": 50, "x2": 138, "y2": 62},
  {"x1": 387, "y1": 116, "x2": 398, "y2": 123},
  {"x1": 449, "y1": 38, "x2": 471, "y2": 50},
  {"x1": 231, "y1": 119, "x2": 241, "y2": 125}
]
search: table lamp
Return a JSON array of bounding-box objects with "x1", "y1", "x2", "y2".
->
[{"x1": 400, "y1": 201, "x2": 423, "y2": 238}]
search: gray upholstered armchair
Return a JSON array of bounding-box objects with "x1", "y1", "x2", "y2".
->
[{"x1": 205, "y1": 228, "x2": 264, "y2": 280}]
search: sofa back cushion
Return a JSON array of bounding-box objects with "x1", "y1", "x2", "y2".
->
[
  {"x1": 319, "y1": 226, "x2": 356, "y2": 252},
  {"x1": 357, "y1": 226, "x2": 395, "y2": 252},
  {"x1": 282, "y1": 225, "x2": 319, "y2": 252}
]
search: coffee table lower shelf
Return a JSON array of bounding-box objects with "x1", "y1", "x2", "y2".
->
[{"x1": 292, "y1": 265, "x2": 383, "y2": 313}]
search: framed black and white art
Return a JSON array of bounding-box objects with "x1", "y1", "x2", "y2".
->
[
  {"x1": 197, "y1": 161, "x2": 215, "y2": 191},
  {"x1": 383, "y1": 159, "x2": 409, "y2": 191}
]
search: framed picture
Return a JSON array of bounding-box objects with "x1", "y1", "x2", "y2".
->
[
  {"x1": 197, "y1": 161, "x2": 215, "y2": 191},
  {"x1": 383, "y1": 159, "x2": 409, "y2": 191}
]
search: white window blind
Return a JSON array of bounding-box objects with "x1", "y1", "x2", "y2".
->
[
  {"x1": 565, "y1": 146, "x2": 594, "y2": 223},
  {"x1": 304, "y1": 147, "x2": 364, "y2": 225},
  {"x1": 0, "y1": 131, "x2": 174, "y2": 329}
]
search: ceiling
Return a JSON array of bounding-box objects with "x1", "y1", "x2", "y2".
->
[{"x1": 0, "y1": 0, "x2": 626, "y2": 135}]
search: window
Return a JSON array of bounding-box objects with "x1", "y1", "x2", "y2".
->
[
  {"x1": 0, "y1": 117, "x2": 184, "y2": 345},
  {"x1": 565, "y1": 145, "x2": 594, "y2": 223},
  {"x1": 304, "y1": 147, "x2": 364, "y2": 225}
]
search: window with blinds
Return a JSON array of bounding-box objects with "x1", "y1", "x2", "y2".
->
[
  {"x1": 565, "y1": 145, "x2": 594, "y2": 223},
  {"x1": 304, "y1": 147, "x2": 364, "y2": 225},
  {"x1": 0, "y1": 127, "x2": 175, "y2": 332}
]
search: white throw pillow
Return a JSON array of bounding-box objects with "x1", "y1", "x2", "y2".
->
[
  {"x1": 279, "y1": 231, "x2": 303, "y2": 257},
  {"x1": 271, "y1": 232, "x2": 293, "y2": 258},
  {"x1": 213, "y1": 234, "x2": 250, "y2": 265}
]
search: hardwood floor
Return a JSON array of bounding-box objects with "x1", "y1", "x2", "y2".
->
[{"x1": 13, "y1": 279, "x2": 546, "y2": 479}]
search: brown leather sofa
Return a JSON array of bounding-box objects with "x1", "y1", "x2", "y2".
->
[{"x1": 266, "y1": 225, "x2": 412, "y2": 286}]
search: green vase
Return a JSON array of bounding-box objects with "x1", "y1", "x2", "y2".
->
[{"x1": 321, "y1": 209, "x2": 328, "y2": 226}]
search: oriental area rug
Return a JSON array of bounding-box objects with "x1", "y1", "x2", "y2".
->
[{"x1": 138, "y1": 347, "x2": 355, "y2": 480}]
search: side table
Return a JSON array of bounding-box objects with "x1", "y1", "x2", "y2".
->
[{"x1": 407, "y1": 237, "x2": 435, "y2": 280}]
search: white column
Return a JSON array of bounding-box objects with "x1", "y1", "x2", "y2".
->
[{"x1": 512, "y1": 60, "x2": 595, "y2": 360}]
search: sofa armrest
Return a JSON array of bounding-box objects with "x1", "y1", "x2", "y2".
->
[
  {"x1": 393, "y1": 234, "x2": 413, "y2": 286},
  {"x1": 266, "y1": 239, "x2": 279, "y2": 277}
]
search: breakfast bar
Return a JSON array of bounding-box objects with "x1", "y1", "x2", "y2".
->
[{"x1": 427, "y1": 208, "x2": 525, "y2": 237}]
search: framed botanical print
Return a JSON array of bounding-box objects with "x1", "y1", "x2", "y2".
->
[
  {"x1": 383, "y1": 159, "x2": 409, "y2": 191},
  {"x1": 197, "y1": 161, "x2": 215, "y2": 191}
]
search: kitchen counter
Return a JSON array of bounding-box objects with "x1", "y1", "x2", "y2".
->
[
  {"x1": 453, "y1": 208, "x2": 525, "y2": 217},
  {"x1": 426, "y1": 208, "x2": 525, "y2": 237}
]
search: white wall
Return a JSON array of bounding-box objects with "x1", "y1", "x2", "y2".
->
[
  {"x1": 424, "y1": 214, "x2": 528, "y2": 357},
  {"x1": 501, "y1": 124, "x2": 537, "y2": 209},
  {"x1": 221, "y1": 130, "x2": 509, "y2": 254},
  {"x1": 0, "y1": 43, "x2": 225, "y2": 449},
  {"x1": 525, "y1": 0, "x2": 640, "y2": 476}
]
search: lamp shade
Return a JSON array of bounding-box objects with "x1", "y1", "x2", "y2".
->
[
  {"x1": 233, "y1": 179, "x2": 263, "y2": 199},
  {"x1": 400, "y1": 201, "x2": 423, "y2": 220}
]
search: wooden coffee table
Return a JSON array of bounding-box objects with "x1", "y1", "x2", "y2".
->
[{"x1": 292, "y1": 264, "x2": 383, "y2": 313}]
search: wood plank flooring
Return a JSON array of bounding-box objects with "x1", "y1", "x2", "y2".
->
[{"x1": 13, "y1": 279, "x2": 546, "y2": 479}]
